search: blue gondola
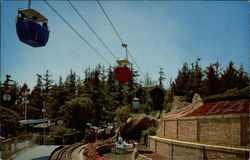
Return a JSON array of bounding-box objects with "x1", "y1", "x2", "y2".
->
[{"x1": 16, "y1": 9, "x2": 49, "y2": 47}]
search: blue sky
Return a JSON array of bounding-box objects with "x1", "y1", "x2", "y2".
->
[{"x1": 1, "y1": 1, "x2": 249, "y2": 88}]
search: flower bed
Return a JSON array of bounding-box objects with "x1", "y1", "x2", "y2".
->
[
  {"x1": 186, "y1": 99, "x2": 249, "y2": 117},
  {"x1": 84, "y1": 138, "x2": 114, "y2": 160}
]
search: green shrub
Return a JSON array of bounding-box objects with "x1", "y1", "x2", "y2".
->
[
  {"x1": 0, "y1": 106, "x2": 21, "y2": 137},
  {"x1": 142, "y1": 127, "x2": 158, "y2": 137},
  {"x1": 149, "y1": 110, "x2": 160, "y2": 118},
  {"x1": 64, "y1": 130, "x2": 82, "y2": 144},
  {"x1": 115, "y1": 106, "x2": 131, "y2": 126},
  {"x1": 33, "y1": 135, "x2": 43, "y2": 144},
  {"x1": 204, "y1": 86, "x2": 249, "y2": 102},
  {"x1": 140, "y1": 104, "x2": 152, "y2": 115}
]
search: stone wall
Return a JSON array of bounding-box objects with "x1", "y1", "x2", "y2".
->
[
  {"x1": 148, "y1": 136, "x2": 250, "y2": 160},
  {"x1": 2, "y1": 134, "x2": 36, "y2": 159},
  {"x1": 158, "y1": 114, "x2": 249, "y2": 146}
]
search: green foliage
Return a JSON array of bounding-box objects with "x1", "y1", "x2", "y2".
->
[
  {"x1": 10, "y1": 104, "x2": 40, "y2": 119},
  {"x1": 65, "y1": 69, "x2": 77, "y2": 97},
  {"x1": 64, "y1": 130, "x2": 82, "y2": 144},
  {"x1": 140, "y1": 104, "x2": 152, "y2": 115},
  {"x1": 164, "y1": 102, "x2": 172, "y2": 112},
  {"x1": 50, "y1": 123, "x2": 73, "y2": 136},
  {"x1": 158, "y1": 67, "x2": 166, "y2": 88},
  {"x1": 60, "y1": 97, "x2": 94, "y2": 130},
  {"x1": 202, "y1": 62, "x2": 220, "y2": 95},
  {"x1": 142, "y1": 127, "x2": 158, "y2": 137},
  {"x1": 95, "y1": 138, "x2": 114, "y2": 146},
  {"x1": 204, "y1": 86, "x2": 249, "y2": 102},
  {"x1": 50, "y1": 123, "x2": 82, "y2": 144},
  {"x1": 144, "y1": 73, "x2": 157, "y2": 86},
  {"x1": 46, "y1": 85, "x2": 69, "y2": 119},
  {"x1": 0, "y1": 106, "x2": 21, "y2": 137},
  {"x1": 163, "y1": 89, "x2": 174, "y2": 112},
  {"x1": 171, "y1": 59, "x2": 249, "y2": 100},
  {"x1": 149, "y1": 110, "x2": 160, "y2": 118},
  {"x1": 115, "y1": 106, "x2": 131, "y2": 126}
]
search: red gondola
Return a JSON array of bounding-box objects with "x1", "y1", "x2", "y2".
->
[
  {"x1": 114, "y1": 44, "x2": 132, "y2": 83},
  {"x1": 115, "y1": 59, "x2": 132, "y2": 83}
]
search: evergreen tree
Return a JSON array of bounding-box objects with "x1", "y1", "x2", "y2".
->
[
  {"x1": 202, "y1": 62, "x2": 221, "y2": 95},
  {"x1": 58, "y1": 76, "x2": 63, "y2": 86},
  {"x1": 0, "y1": 106, "x2": 21, "y2": 137},
  {"x1": 221, "y1": 61, "x2": 238, "y2": 92},
  {"x1": 76, "y1": 76, "x2": 84, "y2": 96},
  {"x1": 43, "y1": 70, "x2": 53, "y2": 94},
  {"x1": 236, "y1": 65, "x2": 249, "y2": 89},
  {"x1": 29, "y1": 75, "x2": 44, "y2": 118},
  {"x1": 60, "y1": 97, "x2": 94, "y2": 130},
  {"x1": 189, "y1": 58, "x2": 203, "y2": 96},
  {"x1": 46, "y1": 84, "x2": 68, "y2": 119},
  {"x1": 158, "y1": 67, "x2": 166, "y2": 88},
  {"x1": 144, "y1": 73, "x2": 156, "y2": 86},
  {"x1": 65, "y1": 69, "x2": 77, "y2": 98},
  {"x1": 171, "y1": 62, "x2": 190, "y2": 96}
]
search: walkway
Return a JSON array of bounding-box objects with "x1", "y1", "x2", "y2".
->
[{"x1": 12, "y1": 145, "x2": 59, "y2": 160}]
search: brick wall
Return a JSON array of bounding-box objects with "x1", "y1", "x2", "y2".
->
[
  {"x1": 148, "y1": 137, "x2": 156, "y2": 152},
  {"x1": 161, "y1": 114, "x2": 249, "y2": 146},
  {"x1": 172, "y1": 145, "x2": 202, "y2": 160},
  {"x1": 178, "y1": 119, "x2": 198, "y2": 142},
  {"x1": 158, "y1": 120, "x2": 165, "y2": 137},
  {"x1": 205, "y1": 150, "x2": 238, "y2": 160},
  {"x1": 164, "y1": 120, "x2": 177, "y2": 138},
  {"x1": 148, "y1": 136, "x2": 250, "y2": 160},
  {"x1": 198, "y1": 118, "x2": 239, "y2": 145},
  {"x1": 241, "y1": 116, "x2": 250, "y2": 146},
  {"x1": 156, "y1": 140, "x2": 172, "y2": 159}
]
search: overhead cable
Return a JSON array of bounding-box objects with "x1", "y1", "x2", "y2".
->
[
  {"x1": 44, "y1": 0, "x2": 111, "y2": 66},
  {"x1": 127, "y1": 49, "x2": 146, "y2": 79},
  {"x1": 67, "y1": 0, "x2": 117, "y2": 60},
  {"x1": 96, "y1": 0, "x2": 124, "y2": 44},
  {"x1": 96, "y1": 0, "x2": 146, "y2": 80}
]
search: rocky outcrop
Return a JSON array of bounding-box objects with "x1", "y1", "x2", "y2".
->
[
  {"x1": 192, "y1": 93, "x2": 203, "y2": 104},
  {"x1": 170, "y1": 96, "x2": 190, "y2": 111},
  {"x1": 163, "y1": 93, "x2": 203, "y2": 119},
  {"x1": 120, "y1": 114, "x2": 158, "y2": 140}
]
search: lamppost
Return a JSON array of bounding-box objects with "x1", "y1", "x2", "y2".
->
[
  {"x1": 24, "y1": 89, "x2": 30, "y2": 132},
  {"x1": 42, "y1": 106, "x2": 46, "y2": 145},
  {"x1": 2, "y1": 94, "x2": 11, "y2": 102},
  {"x1": 36, "y1": 73, "x2": 50, "y2": 145},
  {"x1": 2, "y1": 75, "x2": 13, "y2": 104}
]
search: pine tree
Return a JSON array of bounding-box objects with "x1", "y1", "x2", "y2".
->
[
  {"x1": 65, "y1": 69, "x2": 77, "y2": 98},
  {"x1": 221, "y1": 61, "x2": 238, "y2": 92},
  {"x1": 29, "y1": 75, "x2": 44, "y2": 118},
  {"x1": 171, "y1": 62, "x2": 190, "y2": 96},
  {"x1": 158, "y1": 67, "x2": 166, "y2": 88},
  {"x1": 202, "y1": 62, "x2": 221, "y2": 95},
  {"x1": 236, "y1": 65, "x2": 249, "y2": 89},
  {"x1": 190, "y1": 58, "x2": 203, "y2": 95}
]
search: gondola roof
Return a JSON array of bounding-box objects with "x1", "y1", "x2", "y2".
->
[{"x1": 18, "y1": 9, "x2": 48, "y2": 22}]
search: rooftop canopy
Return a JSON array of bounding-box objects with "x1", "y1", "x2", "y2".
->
[{"x1": 18, "y1": 9, "x2": 48, "y2": 22}]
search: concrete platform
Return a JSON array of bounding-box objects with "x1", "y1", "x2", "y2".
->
[{"x1": 12, "y1": 145, "x2": 59, "y2": 160}]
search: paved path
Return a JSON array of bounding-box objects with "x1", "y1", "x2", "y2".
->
[{"x1": 13, "y1": 145, "x2": 59, "y2": 160}]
